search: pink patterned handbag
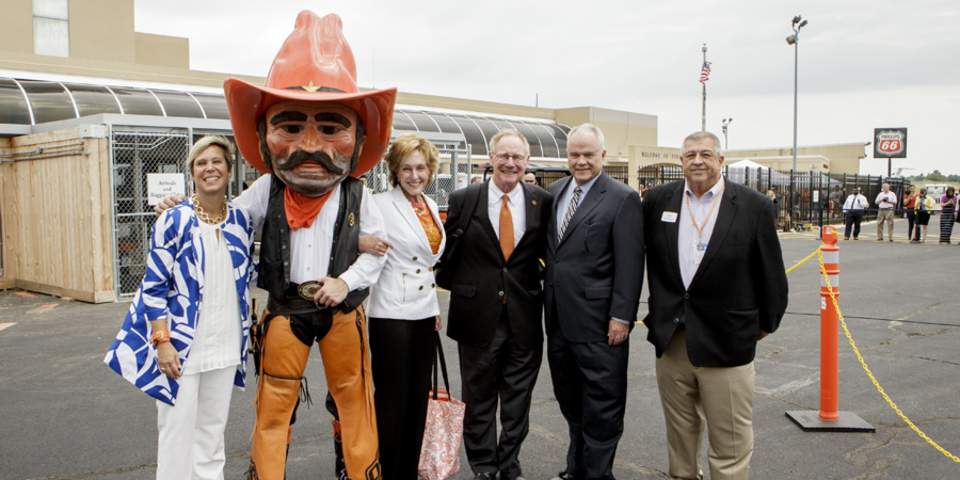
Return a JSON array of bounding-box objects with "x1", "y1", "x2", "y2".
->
[{"x1": 418, "y1": 333, "x2": 465, "y2": 480}]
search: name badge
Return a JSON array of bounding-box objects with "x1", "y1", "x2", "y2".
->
[{"x1": 661, "y1": 211, "x2": 678, "y2": 223}]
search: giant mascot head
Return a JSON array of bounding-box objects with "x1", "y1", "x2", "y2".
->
[{"x1": 224, "y1": 11, "x2": 396, "y2": 196}]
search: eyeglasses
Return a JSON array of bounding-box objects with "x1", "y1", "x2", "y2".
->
[{"x1": 493, "y1": 153, "x2": 527, "y2": 162}]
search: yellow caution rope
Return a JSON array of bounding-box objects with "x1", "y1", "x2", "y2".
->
[
  {"x1": 785, "y1": 247, "x2": 821, "y2": 274},
  {"x1": 816, "y1": 250, "x2": 960, "y2": 464}
]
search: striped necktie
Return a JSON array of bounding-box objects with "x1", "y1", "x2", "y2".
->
[{"x1": 559, "y1": 186, "x2": 582, "y2": 240}]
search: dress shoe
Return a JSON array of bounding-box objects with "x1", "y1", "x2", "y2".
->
[
  {"x1": 473, "y1": 473, "x2": 497, "y2": 480},
  {"x1": 551, "y1": 471, "x2": 577, "y2": 480}
]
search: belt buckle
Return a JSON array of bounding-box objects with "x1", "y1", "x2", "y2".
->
[{"x1": 298, "y1": 281, "x2": 322, "y2": 302}]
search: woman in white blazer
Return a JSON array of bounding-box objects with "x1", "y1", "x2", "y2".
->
[{"x1": 362, "y1": 134, "x2": 446, "y2": 480}]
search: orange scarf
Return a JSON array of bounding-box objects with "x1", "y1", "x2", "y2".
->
[{"x1": 284, "y1": 188, "x2": 332, "y2": 229}]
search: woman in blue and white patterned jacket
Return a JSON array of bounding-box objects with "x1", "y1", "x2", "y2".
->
[{"x1": 105, "y1": 136, "x2": 255, "y2": 480}]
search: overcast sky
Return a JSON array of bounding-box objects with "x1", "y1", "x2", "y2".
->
[{"x1": 134, "y1": 0, "x2": 959, "y2": 175}]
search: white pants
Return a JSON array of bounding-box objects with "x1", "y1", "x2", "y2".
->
[{"x1": 156, "y1": 366, "x2": 236, "y2": 480}]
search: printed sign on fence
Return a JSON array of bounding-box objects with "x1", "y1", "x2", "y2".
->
[
  {"x1": 873, "y1": 128, "x2": 907, "y2": 159},
  {"x1": 147, "y1": 173, "x2": 186, "y2": 206}
]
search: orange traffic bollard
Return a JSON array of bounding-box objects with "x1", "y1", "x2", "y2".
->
[
  {"x1": 786, "y1": 225, "x2": 874, "y2": 432},
  {"x1": 818, "y1": 226, "x2": 840, "y2": 421}
]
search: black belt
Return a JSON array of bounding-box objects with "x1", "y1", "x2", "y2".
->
[{"x1": 267, "y1": 282, "x2": 330, "y2": 316}]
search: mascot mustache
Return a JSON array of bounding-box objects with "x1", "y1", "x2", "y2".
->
[{"x1": 281, "y1": 150, "x2": 345, "y2": 175}]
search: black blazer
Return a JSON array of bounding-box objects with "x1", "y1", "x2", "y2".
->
[
  {"x1": 544, "y1": 173, "x2": 644, "y2": 343},
  {"x1": 642, "y1": 180, "x2": 789, "y2": 367},
  {"x1": 440, "y1": 180, "x2": 552, "y2": 349}
]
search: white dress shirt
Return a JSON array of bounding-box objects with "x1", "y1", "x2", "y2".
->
[
  {"x1": 678, "y1": 178, "x2": 724, "y2": 289},
  {"x1": 235, "y1": 174, "x2": 387, "y2": 290},
  {"x1": 875, "y1": 191, "x2": 897, "y2": 209},
  {"x1": 182, "y1": 221, "x2": 241, "y2": 375},
  {"x1": 488, "y1": 180, "x2": 526, "y2": 246},
  {"x1": 843, "y1": 194, "x2": 868, "y2": 211},
  {"x1": 555, "y1": 174, "x2": 601, "y2": 231}
]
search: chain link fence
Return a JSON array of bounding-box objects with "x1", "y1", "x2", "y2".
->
[{"x1": 111, "y1": 127, "x2": 241, "y2": 296}]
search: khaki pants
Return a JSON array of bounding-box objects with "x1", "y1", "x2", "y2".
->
[
  {"x1": 877, "y1": 209, "x2": 895, "y2": 240},
  {"x1": 655, "y1": 330, "x2": 755, "y2": 480},
  {"x1": 250, "y1": 308, "x2": 381, "y2": 480}
]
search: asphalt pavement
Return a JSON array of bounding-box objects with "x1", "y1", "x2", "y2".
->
[{"x1": 1, "y1": 232, "x2": 958, "y2": 479}]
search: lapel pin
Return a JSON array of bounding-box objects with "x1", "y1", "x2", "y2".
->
[
  {"x1": 532, "y1": 200, "x2": 538, "y2": 206},
  {"x1": 348, "y1": 212, "x2": 356, "y2": 227}
]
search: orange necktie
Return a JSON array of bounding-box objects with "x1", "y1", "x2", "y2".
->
[{"x1": 499, "y1": 194, "x2": 515, "y2": 261}]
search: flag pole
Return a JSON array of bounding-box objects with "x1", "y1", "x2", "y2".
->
[{"x1": 701, "y1": 43, "x2": 707, "y2": 132}]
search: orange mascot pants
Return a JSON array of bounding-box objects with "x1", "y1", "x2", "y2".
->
[{"x1": 250, "y1": 307, "x2": 381, "y2": 480}]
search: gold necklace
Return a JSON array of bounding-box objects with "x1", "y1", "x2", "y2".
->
[{"x1": 192, "y1": 194, "x2": 227, "y2": 224}]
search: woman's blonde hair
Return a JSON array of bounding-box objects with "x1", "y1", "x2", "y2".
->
[
  {"x1": 385, "y1": 134, "x2": 439, "y2": 187},
  {"x1": 186, "y1": 135, "x2": 234, "y2": 173}
]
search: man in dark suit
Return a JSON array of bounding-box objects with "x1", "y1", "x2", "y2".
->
[
  {"x1": 438, "y1": 129, "x2": 552, "y2": 480},
  {"x1": 544, "y1": 124, "x2": 644, "y2": 480},
  {"x1": 642, "y1": 131, "x2": 788, "y2": 480}
]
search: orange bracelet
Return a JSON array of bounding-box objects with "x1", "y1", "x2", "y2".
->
[{"x1": 151, "y1": 329, "x2": 171, "y2": 346}]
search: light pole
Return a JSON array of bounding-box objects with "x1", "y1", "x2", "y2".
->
[
  {"x1": 786, "y1": 15, "x2": 808, "y2": 230},
  {"x1": 721, "y1": 117, "x2": 733, "y2": 150}
]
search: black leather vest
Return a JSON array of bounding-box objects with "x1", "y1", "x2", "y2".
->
[{"x1": 258, "y1": 175, "x2": 368, "y2": 312}]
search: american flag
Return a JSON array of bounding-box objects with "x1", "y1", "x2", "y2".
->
[{"x1": 699, "y1": 61, "x2": 711, "y2": 84}]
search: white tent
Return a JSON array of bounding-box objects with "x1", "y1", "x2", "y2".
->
[{"x1": 726, "y1": 159, "x2": 769, "y2": 170}]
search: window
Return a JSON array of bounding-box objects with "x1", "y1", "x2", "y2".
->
[{"x1": 33, "y1": 0, "x2": 69, "y2": 57}]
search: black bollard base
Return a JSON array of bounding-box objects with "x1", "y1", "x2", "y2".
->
[{"x1": 785, "y1": 410, "x2": 875, "y2": 432}]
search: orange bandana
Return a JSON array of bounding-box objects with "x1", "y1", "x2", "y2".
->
[{"x1": 284, "y1": 188, "x2": 332, "y2": 229}]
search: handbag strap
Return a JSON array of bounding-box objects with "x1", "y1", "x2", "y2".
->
[{"x1": 431, "y1": 331, "x2": 451, "y2": 400}]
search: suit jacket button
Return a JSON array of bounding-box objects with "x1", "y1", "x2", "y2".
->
[
  {"x1": 412, "y1": 256, "x2": 418, "y2": 261},
  {"x1": 431, "y1": 283, "x2": 436, "y2": 288},
  {"x1": 673, "y1": 318, "x2": 680, "y2": 324},
  {"x1": 683, "y1": 293, "x2": 690, "y2": 300},
  {"x1": 416, "y1": 268, "x2": 421, "y2": 274},
  {"x1": 498, "y1": 290, "x2": 504, "y2": 297},
  {"x1": 419, "y1": 286, "x2": 424, "y2": 290}
]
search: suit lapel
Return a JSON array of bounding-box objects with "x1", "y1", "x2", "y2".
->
[
  {"x1": 515, "y1": 183, "x2": 540, "y2": 251},
  {"x1": 547, "y1": 177, "x2": 571, "y2": 253},
  {"x1": 558, "y1": 173, "x2": 607, "y2": 249},
  {"x1": 689, "y1": 183, "x2": 738, "y2": 288},
  {"x1": 663, "y1": 182, "x2": 683, "y2": 286},
  {"x1": 391, "y1": 188, "x2": 431, "y2": 253},
  {"x1": 477, "y1": 181, "x2": 504, "y2": 260}
]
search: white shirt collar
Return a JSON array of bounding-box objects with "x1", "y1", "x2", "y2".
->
[
  {"x1": 683, "y1": 177, "x2": 725, "y2": 200},
  {"x1": 489, "y1": 179, "x2": 523, "y2": 205}
]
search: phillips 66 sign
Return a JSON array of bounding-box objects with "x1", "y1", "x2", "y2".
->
[{"x1": 873, "y1": 128, "x2": 907, "y2": 158}]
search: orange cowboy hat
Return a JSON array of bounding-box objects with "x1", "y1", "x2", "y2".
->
[{"x1": 224, "y1": 11, "x2": 396, "y2": 176}]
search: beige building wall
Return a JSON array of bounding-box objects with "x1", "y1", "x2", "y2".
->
[
  {"x1": 69, "y1": 0, "x2": 136, "y2": 63},
  {"x1": 725, "y1": 143, "x2": 867, "y2": 174},
  {"x1": 0, "y1": 0, "x2": 34, "y2": 56},
  {"x1": 134, "y1": 32, "x2": 189, "y2": 68}
]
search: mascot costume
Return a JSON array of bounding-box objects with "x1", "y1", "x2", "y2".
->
[{"x1": 224, "y1": 11, "x2": 395, "y2": 480}]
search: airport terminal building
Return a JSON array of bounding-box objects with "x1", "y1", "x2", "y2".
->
[{"x1": 0, "y1": 0, "x2": 868, "y2": 302}]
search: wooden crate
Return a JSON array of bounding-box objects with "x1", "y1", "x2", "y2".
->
[{"x1": 0, "y1": 127, "x2": 115, "y2": 303}]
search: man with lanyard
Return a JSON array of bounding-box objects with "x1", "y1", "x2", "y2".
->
[
  {"x1": 159, "y1": 12, "x2": 392, "y2": 480},
  {"x1": 842, "y1": 187, "x2": 869, "y2": 240},
  {"x1": 875, "y1": 183, "x2": 897, "y2": 242},
  {"x1": 642, "y1": 131, "x2": 787, "y2": 480}
]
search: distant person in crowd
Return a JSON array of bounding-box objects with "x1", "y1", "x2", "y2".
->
[
  {"x1": 829, "y1": 186, "x2": 843, "y2": 219},
  {"x1": 544, "y1": 124, "x2": 643, "y2": 480},
  {"x1": 842, "y1": 187, "x2": 868, "y2": 240},
  {"x1": 359, "y1": 134, "x2": 447, "y2": 479},
  {"x1": 359, "y1": 173, "x2": 369, "y2": 188},
  {"x1": 903, "y1": 187, "x2": 918, "y2": 241},
  {"x1": 437, "y1": 129, "x2": 552, "y2": 480},
  {"x1": 875, "y1": 183, "x2": 897, "y2": 242},
  {"x1": 470, "y1": 175, "x2": 484, "y2": 185},
  {"x1": 939, "y1": 186, "x2": 957, "y2": 244},
  {"x1": 643, "y1": 131, "x2": 788, "y2": 480},
  {"x1": 766, "y1": 189, "x2": 778, "y2": 207},
  {"x1": 913, "y1": 188, "x2": 935, "y2": 243},
  {"x1": 639, "y1": 183, "x2": 650, "y2": 199},
  {"x1": 523, "y1": 171, "x2": 540, "y2": 187},
  {"x1": 105, "y1": 136, "x2": 255, "y2": 480}
]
